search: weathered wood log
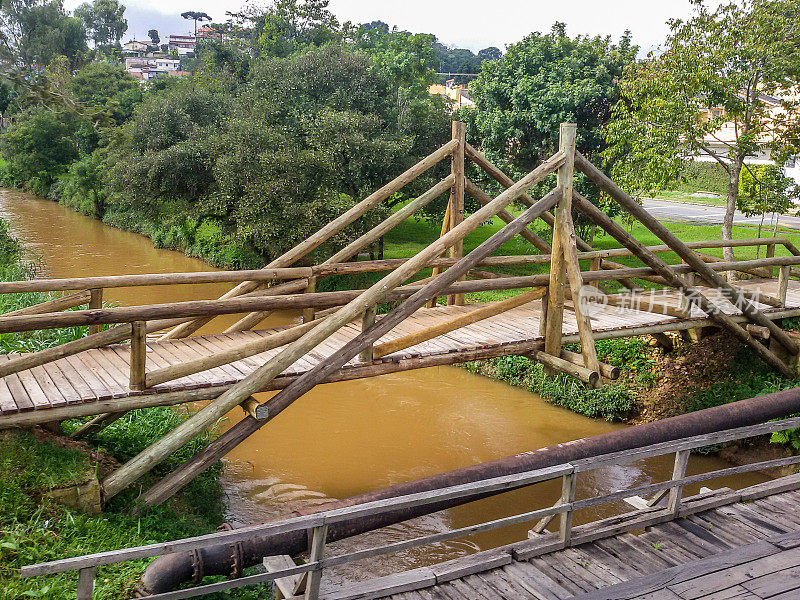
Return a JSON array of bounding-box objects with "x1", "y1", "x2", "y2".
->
[
  {"x1": 359, "y1": 306, "x2": 377, "y2": 362},
  {"x1": 746, "y1": 324, "x2": 771, "y2": 340},
  {"x1": 103, "y1": 153, "x2": 567, "y2": 501},
  {"x1": 129, "y1": 321, "x2": 147, "y2": 391},
  {"x1": 465, "y1": 179, "x2": 551, "y2": 254},
  {"x1": 526, "y1": 350, "x2": 599, "y2": 386},
  {"x1": 88, "y1": 289, "x2": 103, "y2": 335},
  {"x1": 449, "y1": 121, "x2": 466, "y2": 306},
  {"x1": 134, "y1": 180, "x2": 565, "y2": 506},
  {"x1": 69, "y1": 411, "x2": 127, "y2": 440},
  {"x1": 0, "y1": 269, "x2": 313, "y2": 295},
  {"x1": 222, "y1": 279, "x2": 310, "y2": 334},
  {"x1": 571, "y1": 191, "x2": 795, "y2": 378},
  {"x1": 373, "y1": 287, "x2": 546, "y2": 359},
  {"x1": 426, "y1": 199, "x2": 452, "y2": 309},
  {"x1": 560, "y1": 349, "x2": 619, "y2": 380},
  {"x1": 779, "y1": 265, "x2": 790, "y2": 306},
  {"x1": 2, "y1": 289, "x2": 92, "y2": 317},
  {"x1": 575, "y1": 151, "x2": 798, "y2": 358},
  {"x1": 162, "y1": 139, "x2": 459, "y2": 340}
]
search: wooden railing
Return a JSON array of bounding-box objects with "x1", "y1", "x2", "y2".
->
[
  {"x1": 0, "y1": 238, "x2": 796, "y2": 391},
  {"x1": 19, "y1": 415, "x2": 800, "y2": 600}
]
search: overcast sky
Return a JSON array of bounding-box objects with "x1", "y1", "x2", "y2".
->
[{"x1": 64, "y1": 0, "x2": 700, "y2": 55}]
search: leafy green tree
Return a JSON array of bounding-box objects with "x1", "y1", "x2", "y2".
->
[
  {"x1": 147, "y1": 28, "x2": 159, "y2": 45},
  {"x1": 70, "y1": 61, "x2": 141, "y2": 123},
  {"x1": 181, "y1": 10, "x2": 211, "y2": 35},
  {"x1": 0, "y1": 1, "x2": 88, "y2": 70},
  {"x1": 74, "y1": 0, "x2": 127, "y2": 51},
  {"x1": 466, "y1": 22, "x2": 636, "y2": 233},
  {"x1": 737, "y1": 164, "x2": 798, "y2": 243},
  {"x1": 257, "y1": 0, "x2": 339, "y2": 57},
  {"x1": 0, "y1": 106, "x2": 80, "y2": 194},
  {"x1": 604, "y1": 0, "x2": 800, "y2": 263},
  {"x1": 478, "y1": 47, "x2": 502, "y2": 62}
]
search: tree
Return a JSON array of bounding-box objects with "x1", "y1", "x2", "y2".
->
[
  {"x1": 181, "y1": 10, "x2": 211, "y2": 35},
  {"x1": 74, "y1": 0, "x2": 127, "y2": 51},
  {"x1": 256, "y1": 0, "x2": 339, "y2": 57},
  {"x1": 0, "y1": 1, "x2": 88, "y2": 70},
  {"x1": 147, "y1": 28, "x2": 159, "y2": 45},
  {"x1": 478, "y1": 46, "x2": 502, "y2": 62},
  {"x1": 604, "y1": 0, "x2": 800, "y2": 264},
  {"x1": 0, "y1": 106, "x2": 80, "y2": 194},
  {"x1": 467, "y1": 22, "x2": 636, "y2": 233},
  {"x1": 737, "y1": 164, "x2": 798, "y2": 244},
  {"x1": 70, "y1": 61, "x2": 140, "y2": 123}
]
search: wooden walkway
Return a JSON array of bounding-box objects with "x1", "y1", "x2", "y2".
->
[
  {"x1": 1, "y1": 278, "x2": 800, "y2": 420},
  {"x1": 331, "y1": 480, "x2": 800, "y2": 600}
]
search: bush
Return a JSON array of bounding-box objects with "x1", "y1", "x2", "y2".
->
[
  {"x1": 465, "y1": 355, "x2": 635, "y2": 421},
  {"x1": 677, "y1": 161, "x2": 729, "y2": 195}
]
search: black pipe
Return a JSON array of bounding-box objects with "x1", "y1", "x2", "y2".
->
[{"x1": 139, "y1": 386, "x2": 800, "y2": 594}]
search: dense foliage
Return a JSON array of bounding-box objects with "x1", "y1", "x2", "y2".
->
[
  {"x1": 604, "y1": 0, "x2": 800, "y2": 260},
  {"x1": 463, "y1": 23, "x2": 637, "y2": 235}
]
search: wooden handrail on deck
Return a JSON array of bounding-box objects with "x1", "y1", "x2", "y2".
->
[{"x1": 20, "y1": 415, "x2": 800, "y2": 600}]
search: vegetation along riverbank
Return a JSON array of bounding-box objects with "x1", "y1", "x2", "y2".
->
[{"x1": 0, "y1": 220, "x2": 259, "y2": 600}]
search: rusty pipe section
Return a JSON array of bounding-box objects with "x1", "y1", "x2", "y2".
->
[{"x1": 139, "y1": 386, "x2": 800, "y2": 594}]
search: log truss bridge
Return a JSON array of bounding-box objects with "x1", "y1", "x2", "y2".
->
[{"x1": 1, "y1": 122, "x2": 800, "y2": 509}]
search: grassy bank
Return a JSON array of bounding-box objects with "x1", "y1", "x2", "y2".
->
[{"x1": 0, "y1": 220, "x2": 264, "y2": 599}]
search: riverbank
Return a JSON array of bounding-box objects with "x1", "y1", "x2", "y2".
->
[
  {"x1": 464, "y1": 326, "x2": 800, "y2": 462},
  {"x1": 0, "y1": 218, "x2": 262, "y2": 600}
]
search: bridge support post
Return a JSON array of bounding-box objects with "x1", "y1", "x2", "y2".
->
[
  {"x1": 88, "y1": 288, "x2": 103, "y2": 335},
  {"x1": 559, "y1": 469, "x2": 577, "y2": 547},
  {"x1": 668, "y1": 449, "x2": 690, "y2": 517},
  {"x1": 544, "y1": 123, "x2": 601, "y2": 382},
  {"x1": 130, "y1": 321, "x2": 147, "y2": 391},
  {"x1": 304, "y1": 524, "x2": 328, "y2": 600},
  {"x1": 448, "y1": 121, "x2": 466, "y2": 306}
]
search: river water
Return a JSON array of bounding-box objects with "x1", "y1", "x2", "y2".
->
[{"x1": 0, "y1": 188, "x2": 766, "y2": 587}]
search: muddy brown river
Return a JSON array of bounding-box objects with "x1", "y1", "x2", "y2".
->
[{"x1": 0, "y1": 188, "x2": 766, "y2": 587}]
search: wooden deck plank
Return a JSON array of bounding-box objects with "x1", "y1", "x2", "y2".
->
[{"x1": 15, "y1": 366, "x2": 51, "y2": 409}]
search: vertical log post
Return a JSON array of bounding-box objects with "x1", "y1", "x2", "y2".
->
[
  {"x1": 304, "y1": 524, "x2": 328, "y2": 600},
  {"x1": 77, "y1": 566, "x2": 95, "y2": 600},
  {"x1": 766, "y1": 243, "x2": 776, "y2": 277},
  {"x1": 559, "y1": 469, "x2": 577, "y2": 547},
  {"x1": 130, "y1": 321, "x2": 147, "y2": 391},
  {"x1": 302, "y1": 278, "x2": 317, "y2": 324},
  {"x1": 448, "y1": 121, "x2": 466, "y2": 306},
  {"x1": 538, "y1": 291, "x2": 548, "y2": 338},
  {"x1": 668, "y1": 449, "x2": 690, "y2": 517},
  {"x1": 544, "y1": 123, "x2": 582, "y2": 375},
  {"x1": 778, "y1": 265, "x2": 790, "y2": 307},
  {"x1": 427, "y1": 202, "x2": 452, "y2": 309},
  {"x1": 359, "y1": 305, "x2": 377, "y2": 362},
  {"x1": 88, "y1": 288, "x2": 103, "y2": 335},
  {"x1": 588, "y1": 257, "x2": 602, "y2": 289}
]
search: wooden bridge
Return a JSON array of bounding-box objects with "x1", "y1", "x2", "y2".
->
[
  {"x1": 19, "y1": 414, "x2": 800, "y2": 600},
  {"x1": 3, "y1": 120, "x2": 800, "y2": 511}
]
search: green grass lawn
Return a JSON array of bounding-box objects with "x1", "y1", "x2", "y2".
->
[{"x1": 651, "y1": 190, "x2": 729, "y2": 207}]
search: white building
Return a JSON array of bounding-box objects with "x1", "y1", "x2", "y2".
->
[
  {"x1": 125, "y1": 57, "x2": 183, "y2": 82},
  {"x1": 696, "y1": 94, "x2": 800, "y2": 184},
  {"x1": 168, "y1": 35, "x2": 196, "y2": 56}
]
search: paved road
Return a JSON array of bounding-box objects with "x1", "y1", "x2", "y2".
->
[{"x1": 641, "y1": 198, "x2": 800, "y2": 231}]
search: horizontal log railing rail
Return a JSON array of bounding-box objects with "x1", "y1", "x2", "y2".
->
[{"x1": 20, "y1": 415, "x2": 800, "y2": 600}]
